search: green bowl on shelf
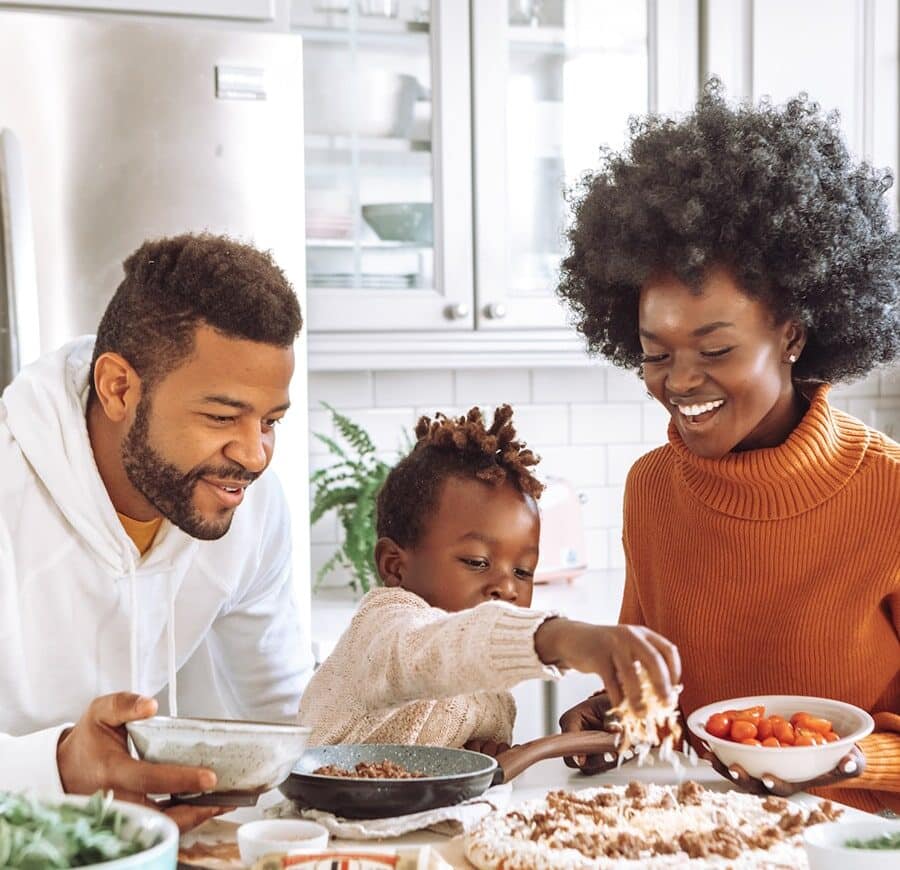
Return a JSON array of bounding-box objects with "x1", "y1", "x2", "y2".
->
[{"x1": 362, "y1": 203, "x2": 432, "y2": 245}]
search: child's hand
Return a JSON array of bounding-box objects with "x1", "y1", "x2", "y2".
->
[
  {"x1": 534, "y1": 618, "x2": 681, "y2": 710},
  {"x1": 463, "y1": 738, "x2": 512, "y2": 758}
]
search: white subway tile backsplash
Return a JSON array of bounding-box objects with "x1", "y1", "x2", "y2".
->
[
  {"x1": 607, "y1": 443, "x2": 652, "y2": 485},
  {"x1": 532, "y1": 367, "x2": 606, "y2": 403},
  {"x1": 454, "y1": 369, "x2": 531, "y2": 405},
  {"x1": 579, "y1": 486, "x2": 625, "y2": 529},
  {"x1": 642, "y1": 400, "x2": 671, "y2": 444},
  {"x1": 335, "y1": 408, "x2": 416, "y2": 454},
  {"x1": 510, "y1": 404, "x2": 569, "y2": 447},
  {"x1": 537, "y1": 445, "x2": 607, "y2": 487},
  {"x1": 881, "y1": 365, "x2": 900, "y2": 397},
  {"x1": 605, "y1": 366, "x2": 645, "y2": 402},
  {"x1": 585, "y1": 530, "x2": 610, "y2": 571},
  {"x1": 374, "y1": 370, "x2": 454, "y2": 408},
  {"x1": 308, "y1": 363, "x2": 898, "y2": 592},
  {"x1": 829, "y1": 370, "x2": 881, "y2": 399},
  {"x1": 572, "y1": 404, "x2": 642, "y2": 444},
  {"x1": 608, "y1": 528, "x2": 626, "y2": 570},
  {"x1": 309, "y1": 372, "x2": 373, "y2": 409}
]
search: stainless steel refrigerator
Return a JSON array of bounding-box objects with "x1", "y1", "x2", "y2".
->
[{"x1": 0, "y1": 9, "x2": 313, "y2": 630}]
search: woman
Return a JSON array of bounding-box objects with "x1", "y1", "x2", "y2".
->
[{"x1": 556, "y1": 80, "x2": 900, "y2": 815}]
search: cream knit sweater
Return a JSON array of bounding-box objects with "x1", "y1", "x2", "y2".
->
[{"x1": 299, "y1": 587, "x2": 559, "y2": 747}]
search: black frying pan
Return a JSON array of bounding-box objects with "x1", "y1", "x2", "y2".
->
[{"x1": 278, "y1": 731, "x2": 617, "y2": 819}]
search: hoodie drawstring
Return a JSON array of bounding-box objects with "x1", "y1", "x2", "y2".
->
[
  {"x1": 128, "y1": 549, "x2": 178, "y2": 717},
  {"x1": 167, "y1": 571, "x2": 178, "y2": 717},
  {"x1": 127, "y1": 549, "x2": 138, "y2": 696}
]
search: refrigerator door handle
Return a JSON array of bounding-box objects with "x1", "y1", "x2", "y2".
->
[{"x1": 0, "y1": 128, "x2": 39, "y2": 390}]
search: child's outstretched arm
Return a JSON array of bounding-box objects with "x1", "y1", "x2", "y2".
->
[
  {"x1": 339, "y1": 589, "x2": 560, "y2": 710},
  {"x1": 534, "y1": 618, "x2": 681, "y2": 710}
]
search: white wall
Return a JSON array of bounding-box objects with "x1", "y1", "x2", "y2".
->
[{"x1": 308, "y1": 364, "x2": 900, "y2": 590}]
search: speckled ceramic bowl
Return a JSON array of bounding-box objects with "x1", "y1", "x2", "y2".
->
[{"x1": 126, "y1": 717, "x2": 310, "y2": 798}]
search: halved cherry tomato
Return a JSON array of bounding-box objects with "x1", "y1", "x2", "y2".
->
[
  {"x1": 730, "y1": 720, "x2": 758, "y2": 742},
  {"x1": 706, "y1": 713, "x2": 732, "y2": 738},
  {"x1": 756, "y1": 718, "x2": 774, "y2": 741},
  {"x1": 761, "y1": 737, "x2": 781, "y2": 747}
]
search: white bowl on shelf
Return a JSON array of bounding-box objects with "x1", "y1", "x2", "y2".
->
[
  {"x1": 686, "y1": 695, "x2": 873, "y2": 783},
  {"x1": 237, "y1": 819, "x2": 329, "y2": 864},
  {"x1": 804, "y1": 819, "x2": 900, "y2": 869}
]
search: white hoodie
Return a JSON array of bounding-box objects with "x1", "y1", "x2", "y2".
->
[{"x1": 0, "y1": 337, "x2": 313, "y2": 792}]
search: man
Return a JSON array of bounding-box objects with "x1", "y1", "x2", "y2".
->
[{"x1": 0, "y1": 234, "x2": 313, "y2": 829}]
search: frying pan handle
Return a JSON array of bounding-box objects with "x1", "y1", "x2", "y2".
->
[{"x1": 492, "y1": 730, "x2": 619, "y2": 784}]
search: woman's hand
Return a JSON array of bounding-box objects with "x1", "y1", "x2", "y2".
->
[
  {"x1": 557, "y1": 692, "x2": 636, "y2": 774},
  {"x1": 704, "y1": 745, "x2": 866, "y2": 797},
  {"x1": 534, "y1": 619, "x2": 681, "y2": 710}
]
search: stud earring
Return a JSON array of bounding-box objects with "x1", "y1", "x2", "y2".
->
[
  {"x1": 646, "y1": 390, "x2": 654, "y2": 399},
  {"x1": 788, "y1": 354, "x2": 797, "y2": 363}
]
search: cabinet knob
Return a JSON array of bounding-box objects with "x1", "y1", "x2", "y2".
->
[
  {"x1": 444, "y1": 303, "x2": 470, "y2": 320},
  {"x1": 483, "y1": 302, "x2": 507, "y2": 320}
]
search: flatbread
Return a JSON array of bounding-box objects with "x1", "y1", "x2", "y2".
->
[{"x1": 464, "y1": 780, "x2": 842, "y2": 869}]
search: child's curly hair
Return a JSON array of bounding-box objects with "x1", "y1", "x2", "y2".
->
[
  {"x1": 376, "y1": 405, "x2": 544, "y2": 549},
  {"x1": 557, "y1": 78, "x2": 900, "y2": 383}
]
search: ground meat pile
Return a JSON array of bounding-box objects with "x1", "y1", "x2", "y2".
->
[
  {"x1": 478, "y1": 780, "x2": 842, "y2": 864},
  {"x1": 312, "y1": 760, "x2": 426, "y2": 779}
]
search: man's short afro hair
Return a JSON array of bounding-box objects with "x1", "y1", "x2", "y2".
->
[
  {"x1": 91, "y1": 232, "x2": 302, "y2": 392},
  {"x1": 557, "y1": 78, "x2": 900, "y2": 384}
]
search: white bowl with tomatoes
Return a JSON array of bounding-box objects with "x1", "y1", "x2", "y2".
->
[{"x1": 686, "y1": 695, "x2": 874, "y2": 783}]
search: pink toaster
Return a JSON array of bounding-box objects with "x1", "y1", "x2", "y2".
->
[{"x1": 534, "y1": 476, "x2": 588, "y2": 584}]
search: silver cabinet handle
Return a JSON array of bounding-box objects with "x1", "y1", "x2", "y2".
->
[
  {"x1": 483, "y1": 302, "x2": 507, "y2": 319},
  {"x1": 444, "y1": 302, "x2": 470, "y2": 320}
]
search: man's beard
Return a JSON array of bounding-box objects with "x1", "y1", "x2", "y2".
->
[{"x1": 121, "y1": 395, "x2": 257, "y2": 540}]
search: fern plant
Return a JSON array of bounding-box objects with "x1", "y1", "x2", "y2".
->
[{"x1": 310, "y1": 403, "x2": 402, "y2": 594}]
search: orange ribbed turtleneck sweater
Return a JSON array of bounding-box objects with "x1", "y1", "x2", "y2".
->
[{"x1": 620, "y1": 385, "x2": 899, "y2": 814}]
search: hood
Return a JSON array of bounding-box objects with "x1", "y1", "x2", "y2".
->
[{"x1": 1, "y1": 336, "x2": 191, "y2": 577}]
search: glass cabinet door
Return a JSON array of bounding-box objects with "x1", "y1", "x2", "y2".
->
[
  {"x1": 472, "y1": 0, "x2": 651, "y2": 330},
  {"x1": 293, "y1": 0, "x2": 473, "y2": 331}
]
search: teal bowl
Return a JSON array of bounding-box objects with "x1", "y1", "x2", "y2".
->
[{"x1": 361, "y1": 203, "x2": 433, "y2": 245}]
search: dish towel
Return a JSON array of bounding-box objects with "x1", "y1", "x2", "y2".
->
[{"x1": 265, "y1": 783, "x2": 512, "y2": 839}]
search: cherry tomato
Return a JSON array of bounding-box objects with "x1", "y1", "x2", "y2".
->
[
  {"x1": 794, "y1": 733, "x2": 815, "y2": 746},
  {"x1": 761, "y1": 737, "x2": 781, "y2": 747},
  {"x1": 706, "y1": 713, "x2": 732, "y2": 739},
  {"x1": 740, "y1": 738, "x2": 762, "y2": 746},
  {"x1": 773, "y1": 721, "x2": 795, "y2": 745},
  {"x1": 823, "y1": 731, "x2": 840, "y2": 743},
  {"x1": 756, "y1": 718, "x2": 774, "y2": 741},
  {"x1": 801, "y1": 716, "x2": 832, "y2": 735},
  {"x1": 730, "y1": 720, "x2": 758, "y2": 742}
]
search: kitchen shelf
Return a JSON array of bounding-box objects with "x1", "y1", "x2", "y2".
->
[
  {"x1": 305, "y1": 134, "x2": 431, "y2": 153},
  {"x1": 306, "y1": 239, "x2": 430, "y2": 249},
  {"x1": 508, "y1": 25, "x2": 645, "y2": 56},
  {"x1": 293, "y1": 23, "x2": 429, "y2": 50}
]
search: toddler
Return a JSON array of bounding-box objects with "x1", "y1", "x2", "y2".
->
[{"x1": 299, "y1": 405, "x2": 679, "y2": 753}]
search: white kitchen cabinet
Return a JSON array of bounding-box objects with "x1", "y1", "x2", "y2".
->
[
  {"x1": 704, "y1": 0, "x2": 898, "y2": 215},
  {"x1": 301, "y1": 0, "x2": 699, "y2": 366},
  {"x1": 0, "y1": 0, "x2": 277, "y2": 19}
]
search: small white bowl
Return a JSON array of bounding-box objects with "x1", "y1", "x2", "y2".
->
[
  {"x1": 126, "y1": 716, "x2": 311, "y2": 795},
  {"x1": 805, "y1": 819, "x2": 900, "y2": 869},
  {"x1": 237, "y1": 819, "x2": 329, "y2": 864},
  {"x1": 686, "y1": 695, "x2": 873, "y2": 783}
]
